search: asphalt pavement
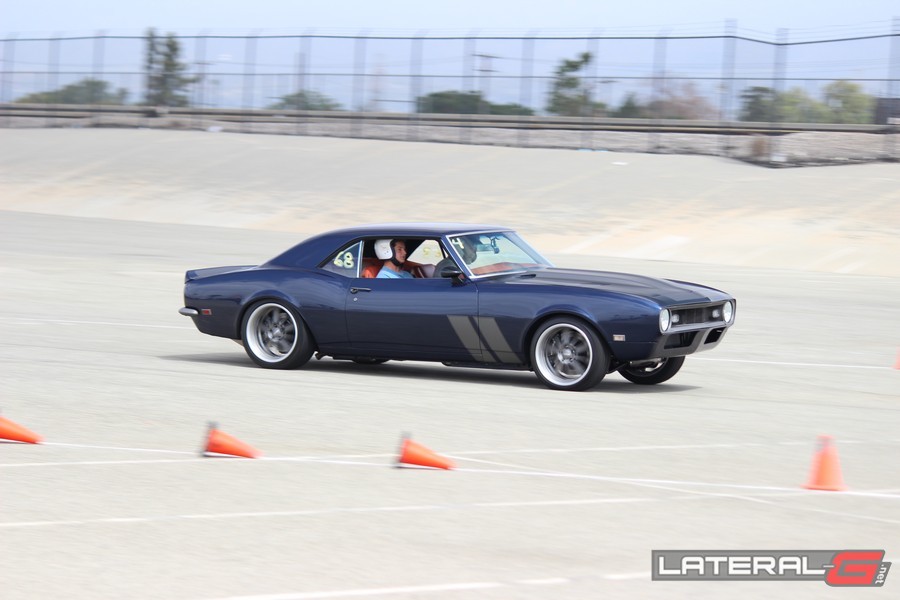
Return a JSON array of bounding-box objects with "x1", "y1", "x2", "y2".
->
[{"x1": 0, "y1": 132, "x2": 898, "y2": 600}]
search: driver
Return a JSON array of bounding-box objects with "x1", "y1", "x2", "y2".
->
[
  {"x1": 375, "y1": 239, "x2": 414, "y2": 279},
  {"x1": 434, "y1": 235, "x2": 477, "y2": 277}
]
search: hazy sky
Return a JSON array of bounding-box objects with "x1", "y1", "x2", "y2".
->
[{"x1": 4, "y1": 0, "x2": 898, "y2": 39}]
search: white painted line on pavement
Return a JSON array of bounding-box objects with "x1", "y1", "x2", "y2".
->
[
  {"x1": 198, "y1": 570, "x2": 656, "y2": 600},
  {"x1": 4, "y1": 438, "x2": 898, "y2": 469},
  {"x1": 2, "y1": 317, "x2": 190, "y2": 330},
  {"x1": 603, "y1": 572, "x2": 651, "y2": 580},
  {"x1": 43, "y1": 442, "x2": 196, "y2": 454},
  {"x1": 515, "y1": 578, "x2": 570, "y2": 585},
  {"x1": 0, "y1": 458, "x2": 205, "y2": 468},
  {"x1": 692, "y1": 356, "x2": 892, "y2": 370},
  {"x1": 0, "y1": 496, "x2": 667, "y2": 529},
  {"x1": 452, "y1": 467, "x2": 900, "y2": 500},
  {"x1": 198, "y1": 581, "x2": 505, "y2": 599}
]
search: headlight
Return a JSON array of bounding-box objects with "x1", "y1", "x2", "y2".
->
[
  {"x1": 723, "y1": 301, "x2": 734, "y2": 323},
  {"x1": 659, "y1": 308, "x2": 671, "y2": 332}
]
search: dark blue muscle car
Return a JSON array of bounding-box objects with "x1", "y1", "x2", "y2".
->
[{"x1": 180, "y1": 224, "x2": 735, "y2": 391}]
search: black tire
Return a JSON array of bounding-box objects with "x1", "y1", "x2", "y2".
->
[
  {"x1": 530, "y1": 317, "x2": 609, "y2": 391},
  {"x1": 241, "y1": 301, "x2": 314, "y2": 369},
  {"x1": 352, "y1": 358, "x2": 389, "y2": 365},
  {"x1": 618, "y1": 356, "x2": 685, "y2": 385}
]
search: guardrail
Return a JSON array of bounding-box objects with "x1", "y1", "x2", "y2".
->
[{"x1": 2, "y1": 103, "x2": 893, "y2": 135}]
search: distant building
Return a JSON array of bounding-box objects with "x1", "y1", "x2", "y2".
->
[{"x1": 875, "y1": 98, "x2": 900, "y2": 124}]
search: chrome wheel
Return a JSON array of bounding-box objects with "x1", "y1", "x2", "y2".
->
[
  {"x1": 242, "y1": 301, "x2": 314, "y2": 369},
  {"x1": 531, "y1": 318, "x2": 607, "y2": 391}
]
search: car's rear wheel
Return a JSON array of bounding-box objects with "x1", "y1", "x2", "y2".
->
[
  {"x1": 530, "y1": 317, "x2": 608, "y2": 391},
  {"x1": 618, "y1": 356, "x2": 685, "y2": 385},
  {"x1": 242, "y1": 301, "x2": 314, "y2": 369}
]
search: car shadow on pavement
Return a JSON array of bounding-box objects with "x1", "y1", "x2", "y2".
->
[{"x1": 161, "y1": 353, "x2": 700, "y2": 394}]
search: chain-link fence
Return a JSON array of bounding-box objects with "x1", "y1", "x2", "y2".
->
[{"x1": 2, "y1": 25, "x2": 899, "y2": 164}]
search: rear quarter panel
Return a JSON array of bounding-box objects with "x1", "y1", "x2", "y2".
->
[{"x1": 184, "y1": 267, "x2": 349, "y2": 345}]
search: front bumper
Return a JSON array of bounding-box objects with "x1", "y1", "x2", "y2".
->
[
  {"x1": 651, "y1": 326, "x2": 729, "y2": 358},
  {"x1": 609, "y1": 325, "x2": 730, "y2": 362}
]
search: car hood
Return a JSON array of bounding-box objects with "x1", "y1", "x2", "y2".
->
[{"x1": 502, "y1": 268, "x2": 723, "y2": 305}]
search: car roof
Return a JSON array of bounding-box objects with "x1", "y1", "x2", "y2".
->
[
  {"x1": 324, "y1": 223, "x2": 512, "y2": 237},
  {"x1": 265, "y1": 223, "x2": 515, "y2": 268}
]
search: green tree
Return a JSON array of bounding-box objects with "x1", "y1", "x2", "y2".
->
[
  {"x1": 415, "y1": 90, "x2": 533, "y2": 115},
  {"x1": 15, "y1": 78, "x2": 127, "y2": 105},
  {"x1": 144, "y1": 28, "x2": 196, "y2": 107},
  {"x1": 417, "y1": 90, "x2": 483, "y2": 114},
  {"x1": 777, "y1": 87, "x2": 830, "y2": 123},
  {"x1": 612, "y1": 93, "x2": 646, "y2": 118},
  {"x1": 738, "y1": 86, "x2": 776, "y2": 121},
  {"x1": 823, "y1": 80, "x2": 874, "y2": 124},
  {"x1": 268, "y1": 90, "x2": 342, "y2": 111},
  {"x1": 546, "y1": 52, "x2": 605, "y2": 116},
  {"x1": 739, "y1": 85, "x2": 866, "y2": 123},
  {"x1": 486, "y1": 102, "x2": 534, "y2": 116}
]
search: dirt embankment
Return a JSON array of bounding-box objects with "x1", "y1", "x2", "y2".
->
[{"x1": 1, "y1": 128, "x2": 897, "y2": 276}]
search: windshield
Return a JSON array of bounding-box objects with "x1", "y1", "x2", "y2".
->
[{"x1": 446, "y1": 231, "x2": 553, "y2": 277}]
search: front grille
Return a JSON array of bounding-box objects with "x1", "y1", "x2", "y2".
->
[
  {"x1": 675, "y1": 307, "x2": 707, "y2": 325},
  {"x1": 672, "y1": 303, "x2": 726, "y2": 328}
]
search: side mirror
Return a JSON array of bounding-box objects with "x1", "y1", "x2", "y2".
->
[{"x1": 440, "y1": 264, "x2": 464, "y2": 279}]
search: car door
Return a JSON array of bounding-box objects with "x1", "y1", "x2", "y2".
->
[{"x1": 345, "y1": 275, "x2": 481, "y2": 362}]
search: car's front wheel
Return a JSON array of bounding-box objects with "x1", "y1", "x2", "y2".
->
[
  {"x1": 530, "y1": 317, "x2": 609, "y2": 391},
  {"x1": 242, "y1": 301, "x2": 314, "y2": 369},
  {"x1": 618, "y1": 356, "x2": 685, "y2": 385}
]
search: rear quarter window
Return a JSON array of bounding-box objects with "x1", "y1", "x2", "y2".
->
[{"x1": 320, "y1": 241, "x2": 362, "y2": 277}]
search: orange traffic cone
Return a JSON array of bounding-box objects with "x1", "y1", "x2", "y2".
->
[
  {"x1": 201, "y1": 422, "x2": 260, "y2": 458},
  {"x1": 803, "y1": 435, "x2": 846, "y2": 491},
  {"x1": 396, "y1": 434, "x2": 455, "y2": 470},
  {"x1": 0, "y1": 413, "x2": 43, "y2": 444}
]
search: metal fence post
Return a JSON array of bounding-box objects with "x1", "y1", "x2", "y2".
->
[
  {"x1": 582, "y1": 33, "x2": 600, "y2": 150},
  {"x1": 296, "y1": 32, "x2": 312, "y2": 136},
  {"x1": 194, "y1": 33, "x2": 207, "y2": 130},
  {"x1": 48, "y1": 34, "x2": 61, "y2": 127},
  {"x1": 242, "y1": 33, "x2": 258, "y2": 133},
  {"x1": 517, "y1": 33, "x2": 535, "y2": 148},
  {"x1": 650, "y1": 32, "x2": 668, "y2": 152},
  {"x1": 408, "y1": 34, "x2": 424, "y2": 141},
  {"x1": 91, "y1": 31, "x2": 105, "y2": 119},
  {"x1": 887, "y1": 16, "x2": 900, "y2": 160},
  {"x1": 0, "y1": 35, "x2": 14, "y2": 128},
  {"x1": 770, "y1": 28, "x2": 789, "y2": 162},
  {"x1": 352, "y1": 32, "x2": 367, "y2": 137},
  {"x1": 462, "y1": 34, "x2": 476, "y2": 145},
  {"x1": 719, "y1": 19, "x2": 737, "y2": 157}
]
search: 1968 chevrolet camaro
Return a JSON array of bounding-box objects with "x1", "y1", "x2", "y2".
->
[{"x1": 180, "y1": 223, "x2": 735, "y2": 391}]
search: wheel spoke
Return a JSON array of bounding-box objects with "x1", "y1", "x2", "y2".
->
[
  {"x1": 245, "y1": 302, "x2": 306, "y2": 365},
  {"x1": 534, "y1": 321, "x2": 607, "y2": 389}
]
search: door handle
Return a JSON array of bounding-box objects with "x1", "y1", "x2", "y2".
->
[{"x1": 350, "y1": 287, "x2": 372, "y2": 294}]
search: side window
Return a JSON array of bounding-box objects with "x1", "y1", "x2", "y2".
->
[
  {"x1": 406, "y1": 239, "x2": 445, "y2": 266},
  {"x1": 320, "y1": 241, "x2": 362, "y2": 277}
]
